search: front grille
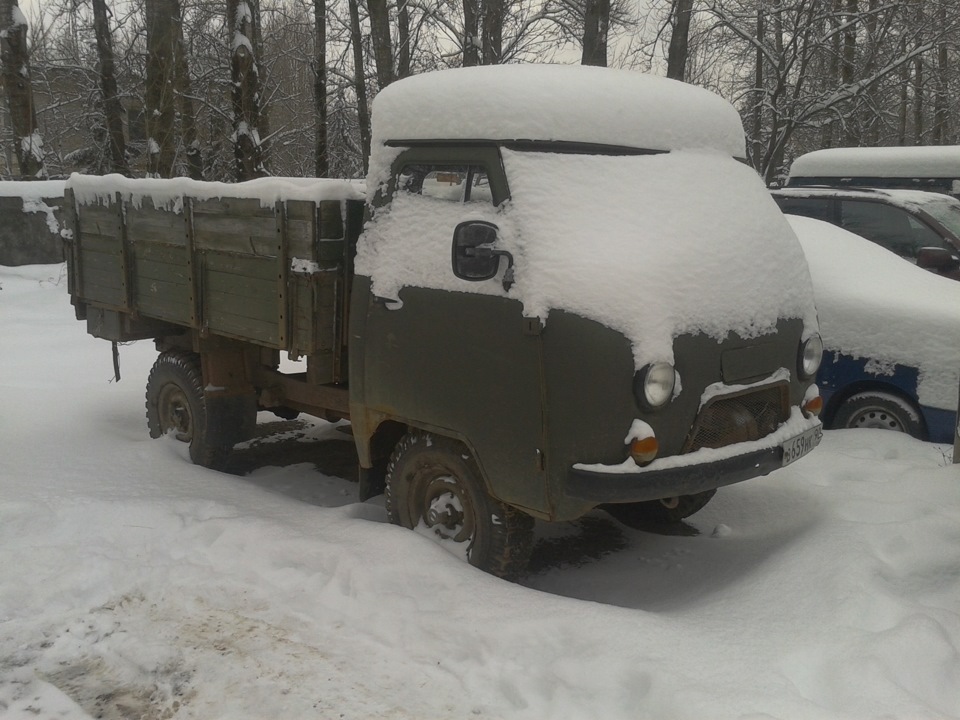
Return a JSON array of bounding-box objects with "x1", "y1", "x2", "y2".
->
[{"x1": 684, "y1": 384, "x2": 789, "y2": 452}]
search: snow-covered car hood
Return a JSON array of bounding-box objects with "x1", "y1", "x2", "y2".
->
[{"x1": 788, "y1": 214, "x2": 960, "y2": 408}]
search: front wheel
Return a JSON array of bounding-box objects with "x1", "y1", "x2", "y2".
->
[
  {"x1": 385, "y1": 432, "x2": 534, "y2": 578},
  {"x1": 832, "y1": 391, "x2": 924, "y2": 439}
]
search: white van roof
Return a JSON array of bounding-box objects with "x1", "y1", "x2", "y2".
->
[
  {"x1": 369, "y1": 64, "x2": 746, "y2": 158},
  {"x1": 790, "y1": 146, "x2": 960, "y2": 179}
]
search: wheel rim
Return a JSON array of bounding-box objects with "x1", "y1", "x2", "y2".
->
[
  {"x1": 411, "y1": 468, "x2": 476, "y2": 548},
  {"x1": 157, "y1": 383, "x2": 194, "y2": 442},
  {"x1": 846, "y1": 405, "x2": 905, "y2": 432}
]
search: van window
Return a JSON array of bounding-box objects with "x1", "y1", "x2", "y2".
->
[
  {"x1": 398, "y1": 164, "x2": 494, "y2": 204},
  {"x1": 839, "y1": 200, "x2": 945, "y2": 258}
]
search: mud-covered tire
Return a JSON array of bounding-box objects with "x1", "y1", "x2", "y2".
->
[
  {"x1": 832, "y1": 391, "x2": 924, "y2": 439},
  {"x1": 385, "y1": 431, "x2": 534, "y2": 579},
  {"x1": 604, "y1": 490, "x2": 716, "y2": 527},
  {"x1": 145, "y1": 350, "x2": 235, "y2": 470}
]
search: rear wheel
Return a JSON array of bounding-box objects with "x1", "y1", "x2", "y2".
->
[
  {"x1": 605, "y1": 490, "x2": 716, "y2": 527},
  {"x1": 385, "y1": 431, "x2": 534, "y2": 578},
  {"x1": 832, "y1": 391, "x2": 924, "y2": 439},
  {"x1": 145, "y1": 351, "x2": 246, "y2": 470}
]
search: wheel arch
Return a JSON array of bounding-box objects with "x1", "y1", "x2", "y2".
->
[{"x1": 823, "y1": 380, "x2": 928, "y2": 437}]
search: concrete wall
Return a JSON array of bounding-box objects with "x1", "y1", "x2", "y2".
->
[{"x1": 0, "y1": 194, "x2": 65, "y2": 266}]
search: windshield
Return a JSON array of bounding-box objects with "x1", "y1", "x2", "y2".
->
[{"x1": 916, "y1": 196, "x2": 960, "y2": 238}]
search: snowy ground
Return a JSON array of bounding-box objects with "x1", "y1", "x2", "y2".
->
[{"x1": 2, "y1": 263, "x2": 960, "y2": 720}]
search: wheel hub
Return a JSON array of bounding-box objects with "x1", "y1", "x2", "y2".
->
[{"x1": 850, "y1": 408, "x2": 903, "y2": 431}]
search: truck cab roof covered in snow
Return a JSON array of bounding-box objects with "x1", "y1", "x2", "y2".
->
[{"x1": 368, "y1": 64, "x2": 747, "y2": 158}]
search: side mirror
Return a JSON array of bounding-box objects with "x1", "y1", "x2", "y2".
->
[
  {"x1": 452, "y1": 221, "x2": 513, "y2": 289},
  {"x1": 916, "y1": 246, "x2": 960, "y2": 272}
]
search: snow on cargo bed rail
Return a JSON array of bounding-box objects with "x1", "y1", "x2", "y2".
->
[{"x1": 67, "y1": 174, "x2": 364, "y2": 212}]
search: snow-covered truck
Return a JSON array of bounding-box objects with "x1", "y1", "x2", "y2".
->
[{"x1": 65, "y1": 64, "x2": 824, "y2": 577}]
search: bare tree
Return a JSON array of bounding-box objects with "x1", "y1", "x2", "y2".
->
[
  {"x1": 581, "y1": 0, "x2": 610, "y2": 66},
  {"x1": 91, "y1": 0, "x2": 129, "y2": 175},
  {"x1": 0, "y1": 0, "x2": 45, "y2": 178},
  {"x1": 368, "y1": 0, "x2": 394, "y2": 86},
  {"x1": 228, "y1": 0, "x2": 267, "y2": 179},
  {"x1": 145, "y1": 0, "x2": 177, "y2": 176},
  {"x1": 666, "y1": 0, "x2": 694, "y2": 80}
]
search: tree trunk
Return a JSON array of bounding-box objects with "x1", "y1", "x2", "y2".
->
[
  {"x1": 750, "y1": 4, "x2": 764, "y2": 173},
  {"x1": 0, "y1": 0, "x2": 45, "y2": 178},
  {"x1": 91, "y1": 0, "x2": 129, "y2": 175},
  {"x1": 581, "y1": 0, "x2": 610, "y2": 67},
  {"x1": 913, "y1": 55, "x2": 924, "y2": 144},
  {"x1": 314, "y1": 0, "x2": 328, "y2": 176},
  {"x1": 145, "y1": 0, "x2": 176, "y2": 177},
  {"x1": 397, "y1": 0, "x2": 411, "y2": 78},
  {"x1": 368, "y1": 0, "x2": 394, "y2": 88},
  {"x1": 840, "y1": 0, "x2": 857, "y2": 144},
  {"x1": 228, "y1": 0, "x2": 267, "y2": 180},
  {"x1": 463, "y1": 0, "x2": 480, "y2": 66},
  {"x1": 481, "y1": 0, "x2": 504, "y2": 64},
  {"x1": 932, "y1": 1, "x2": 948, "y2": 143},
  {"x1": 172, "y1": 0, "x2": 201, "y2": 179},
  {"x1": 666, "y1": 0, "x2": 694, "y2": 81},
  {"x1": 347, "y1": 0, "x2": 370, "y2": 172},
  {"x1": 897, "y1": 35, "x2": 908, "y2": 144}
]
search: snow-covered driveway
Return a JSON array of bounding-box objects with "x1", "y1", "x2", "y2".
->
[{"x1": 2, "y1": 264, "x2": 960, "y2": 719}]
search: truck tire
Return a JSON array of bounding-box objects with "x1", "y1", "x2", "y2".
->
[
  {"x1": 145, "y1": 350, "x2": 237, "y2": 470},
  {"x1": 832, "y1": 390, "x2": 924, "y2": 439},
  {"x1": 604, "y1": 490, "x2": 716, "y2": 527},
  {"x1": 385, "y1": 431, "x2": 534, "y2": 579}
]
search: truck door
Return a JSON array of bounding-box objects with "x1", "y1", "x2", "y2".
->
[{"x1": 352, "y1": 147, "x2": 547, "y2": 515}]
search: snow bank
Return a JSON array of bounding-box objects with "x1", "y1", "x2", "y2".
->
[
  {"x1": 787, "y1": 215, "x2": 960, "y2": 408},
  {"x1": 67, "y1": 174, "x2": 363, "y2": 212},
  {"x1": 3, "y1": 263, "x2": 960, "y2": 719}
]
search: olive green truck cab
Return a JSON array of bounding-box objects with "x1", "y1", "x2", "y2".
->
[{"x1": 65, "y1": 65, "x2": 823, "y2": 577}]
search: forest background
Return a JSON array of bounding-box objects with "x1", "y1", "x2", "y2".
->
[{"x1": 1, "y1": 0, "x2": 958, "y2": 186}]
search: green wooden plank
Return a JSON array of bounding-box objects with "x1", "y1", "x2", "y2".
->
[
  {"x1": 78, "y1": 233, "x2": 122, "y2": 255},
  {"x1": 78, "y1": 204, "x2": 122, "y2": 239},
  {"x1": 204, "y1": 252, "x2": 278, "y2": 281},
  {"x1": 205, "y1": 286, "x2": 277, "y2": 324},
  {"x1": 318, "y1": 200, "x2": 344, "y2": 239},
  {"x1": 205, "y1": 268, "x2": 276, "y2": 301},
  {"x1": 80, "y1": 281, "x2": 125, "y2": 307},
  {"x1": 135, "y1": 256, "x2": 190, "y2": 285},
  {"x1": 135, "y1": 285, "x2": 192, "y2": 324},
  {"x1": 205, "y1": 308, "x2": 279, "y2": 346},
  {"x1": 79, "y1": 248, "x2": 124, "y2": 275}
]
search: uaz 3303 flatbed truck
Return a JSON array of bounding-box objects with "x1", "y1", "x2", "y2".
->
[{"x1": 66, "y1": 64, "x2": 824, "y2": 577}]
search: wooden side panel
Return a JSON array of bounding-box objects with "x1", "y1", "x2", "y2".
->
[
  {"x1": 77, "y1": 247, "x2": 125, "y2": 307},
  {"x1": 193, "y1": 198, "x2": 277, "y2": 256},
  {"x1": 203, "y1": 251, "x2": 280, "y2": 346},
  {"x1": 132, "y1": 243, "x2": 192, "y2": 324}
]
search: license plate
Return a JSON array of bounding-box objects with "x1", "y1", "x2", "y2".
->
[{"x1": 781, "y1": 426, "x2": 822, "y2": 467}]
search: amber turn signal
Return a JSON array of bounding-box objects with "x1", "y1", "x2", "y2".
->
[
  {"x1": 629, "y1": 436, "x2": 659, "y2": 466},
  {"x1": 803, "y1": 395, "x2": 823, "y2": 417}
]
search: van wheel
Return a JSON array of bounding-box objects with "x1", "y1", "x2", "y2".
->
[
  {"x1": 145, "y1": 351, "x2": 236, "y2": 470},
  {"x1": 604, "y1": 490, "x2": 716, "y2": 527},
  {"x1": 385, "y1": 432, "x2": 534, "y2": 579},
  {"x1": 832, "y1": 391, "x2": 924, "y2": 439}
]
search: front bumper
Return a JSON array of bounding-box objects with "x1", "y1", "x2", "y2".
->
[{"x1": 567, "y1": 415, "x2": 822, "y2": 504}]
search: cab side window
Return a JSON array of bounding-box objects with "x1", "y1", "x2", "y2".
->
[
  {"x1": 840, "y1": 200, "x2": 946, "y2": 259},
  {"x1": 775, "y1": 197, "x2": 832, "y2": 222},
  {"x1": 398, "y1": 164, "x2": 494, "y2": 204}
]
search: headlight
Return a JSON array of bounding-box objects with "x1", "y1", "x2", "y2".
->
[
  {"x1": 798, "y1": 333, "x2": 823, "y2": 380},
  {"x1": 635, "y1": 362, "x2": 677, "y2": 410}
]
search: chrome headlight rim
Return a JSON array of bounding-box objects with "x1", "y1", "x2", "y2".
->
[
  {"x1": 635, "y1": 361, "x2": 677, "y2": 411},
  {"x1": 798, "y1": 333, "x2": 823, "y2": 380}
]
